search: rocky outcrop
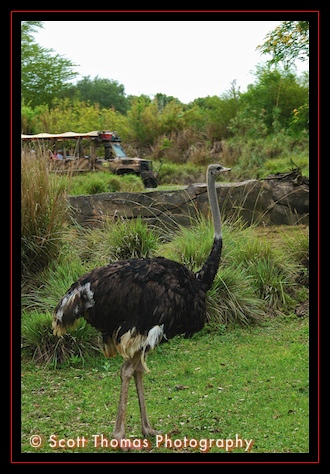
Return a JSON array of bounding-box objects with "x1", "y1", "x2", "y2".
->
[{"x1": 67, "y1": 172, "x2": 309, "y2": 228}]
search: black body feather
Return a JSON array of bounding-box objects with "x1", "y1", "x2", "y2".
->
[{"x1": 53, "y1": 255, "x2": 212, "y2": 354}]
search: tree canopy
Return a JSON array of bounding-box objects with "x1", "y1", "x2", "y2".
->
[
  {"x1": 257, "y1": 21, "x2": 309, "y2": 67},
  {"x1": 62, "y1": 76, "x2": 130, "y2": 114},
  {"x1": 21, "y1": 21, "x2": 78, "y2": 107}
]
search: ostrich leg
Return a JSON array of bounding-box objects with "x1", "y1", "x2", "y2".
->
[
  {"x1": 113, "y1": 357, "x2": 137, "y2": 440},
  {"x1": 134, "y1": 360, "x2": 161, "y2": 437}
]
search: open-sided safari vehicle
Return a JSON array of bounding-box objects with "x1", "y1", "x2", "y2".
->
[{"x1": 21, "y1": 130, "x2": 158, "y2": 188}]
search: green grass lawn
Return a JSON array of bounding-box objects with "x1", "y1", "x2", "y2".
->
[{"x1": 20, "y1": 314, "x2": 310, "y2": 456}]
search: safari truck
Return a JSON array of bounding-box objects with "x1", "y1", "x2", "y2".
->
[{"x1": 21, "y1": 130, "x2": 158, "y2": 188}]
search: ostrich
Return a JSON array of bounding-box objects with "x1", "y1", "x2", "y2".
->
[{"x1": 52, "y1": 163, "x2": 230, "y2": 440}]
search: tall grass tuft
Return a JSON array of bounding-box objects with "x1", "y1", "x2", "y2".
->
[
  {"x1": 21, "y1": 310, "x2": 100, "y2": 366},
  {"x1": 230, "y1": 235, "x2": 299, "y2": 312},
  {"x1": 249, "y1": 258, "x2": 296, "y2": 311},
  {"x1": 281, "y1": 226, "x2": 309, "y2": 286},
  {"x1": 207, "y1": 266, "x2": 265, "y2": 326},
  {"x1": 73, "y1": 217, "x2": 160, "y2": 265},
  {"x1": 160, "y1": 214, "x2": 214, "y2": 271},
  {"x1": 21, "y1": 153, "x2": 69, "y2": 277},
  {"x1": 108, "y1": 217, "x2": 160, "y2": 260}
]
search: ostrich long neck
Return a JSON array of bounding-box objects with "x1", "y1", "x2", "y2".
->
[
  {"x1": 208, "y1": 171, "x2": 221, "y2": 239},
  {"x1": 195, "y1": 169, "x2": 223, "y2": 292}
]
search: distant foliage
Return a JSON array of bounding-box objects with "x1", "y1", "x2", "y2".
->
[
  {"x1": 24, "y1": 98, "x2": 130, "y2": 138},
  {"x1": 230, "y1": 67, "x2": 309, "y2": 136},
  {"x1": 21, "y1": 20, "x2": 309, "y2": 170},
  {"x1": 61, "y1": 75, "x2": 130, "y2": 114}
]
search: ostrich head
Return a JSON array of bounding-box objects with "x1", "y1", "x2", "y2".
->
[{"x1": 208, "y1": 163, "x2": 231, "y2": 176}]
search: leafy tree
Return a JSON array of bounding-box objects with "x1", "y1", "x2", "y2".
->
[
  {"x1": 127, "y1": 96, "x2": 160, "y2": 145},
  {"x1": 257, "y1": 21, "x2": 309, "y2": 67},
  {"x1": 256, "y1": 22, "x2": 309, "y2": 138},
  {"x1": 21, "y1": 101, "x2": 48, "y2": 134},
  {"x1": 189, "y1": 81, "x2": 240, "y2": 142},
  {"x1": 127, "y1": 95, "x2": 206, "y2": 146},
  {"x1": 63, "y1": 75, "x2": 130, "y2": 114},
  {"x1": 21, "y1": 21, "x2": 78, "y2": 107},
  {"x1": 230, "y1": 67, "x2": 309, "y2": 137},
  {"x1": 159, "y1": 101, "x2": 198, "y2": 135},
  {"x1": 154, "y1": 93, "x2": 181, "y2": 111}
]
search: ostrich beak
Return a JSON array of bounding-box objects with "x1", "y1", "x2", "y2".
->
[{"x1": 220, "y1": 166, "x2": 231, "y2": 173}]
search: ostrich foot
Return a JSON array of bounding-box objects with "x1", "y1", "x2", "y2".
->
[{"x1": 142, "y1": 425, "x2": 162, "y2": 437}]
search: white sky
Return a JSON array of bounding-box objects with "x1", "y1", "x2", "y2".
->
[{"x1": 31, "y1": 20, "x2": 309, "y2": 104}]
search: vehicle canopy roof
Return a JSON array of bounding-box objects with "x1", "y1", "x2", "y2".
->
[{"x1": 21, "y1": 130, "x2": 120, "y2": 141}]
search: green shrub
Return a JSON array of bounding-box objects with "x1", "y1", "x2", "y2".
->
[
  {"x1": 119, "y1": 174, "x2": 145, "y2": 192},
  {"x1": 229, "y1": 229, "x2": 300, "y2": 312},
  {"x1": 262, "y1": 154, "x2": 309, "y2": 178},
  {"x1": 107, "y1": 176, "x2": 123, "y2": 192},
  {"x1": 71, "y1": 216, "x2": 160, "y2": 263},
  {"x1": 85, "y1": 176, "x2": 109, "y2": 194},
  {"x1": 63, "y1": 217, "x2": 161, "y2": 267},
  {"x1": 228, "y1": 131, "x2": 309, "y2": 180},
  {"x1": 156, "y1": 161, "x2": 205, "y2": 185},
  {"x1": 67, "y1": 172, "x2": 145, "y2": 195}
]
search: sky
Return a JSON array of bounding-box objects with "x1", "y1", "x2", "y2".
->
[{"x1": 31, "y1": 20, "x2": 309, "y2": 104}]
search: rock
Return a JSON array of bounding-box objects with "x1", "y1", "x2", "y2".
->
[{"x1": 67, "y1": 175, "x2": 309, "y2": 228}]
